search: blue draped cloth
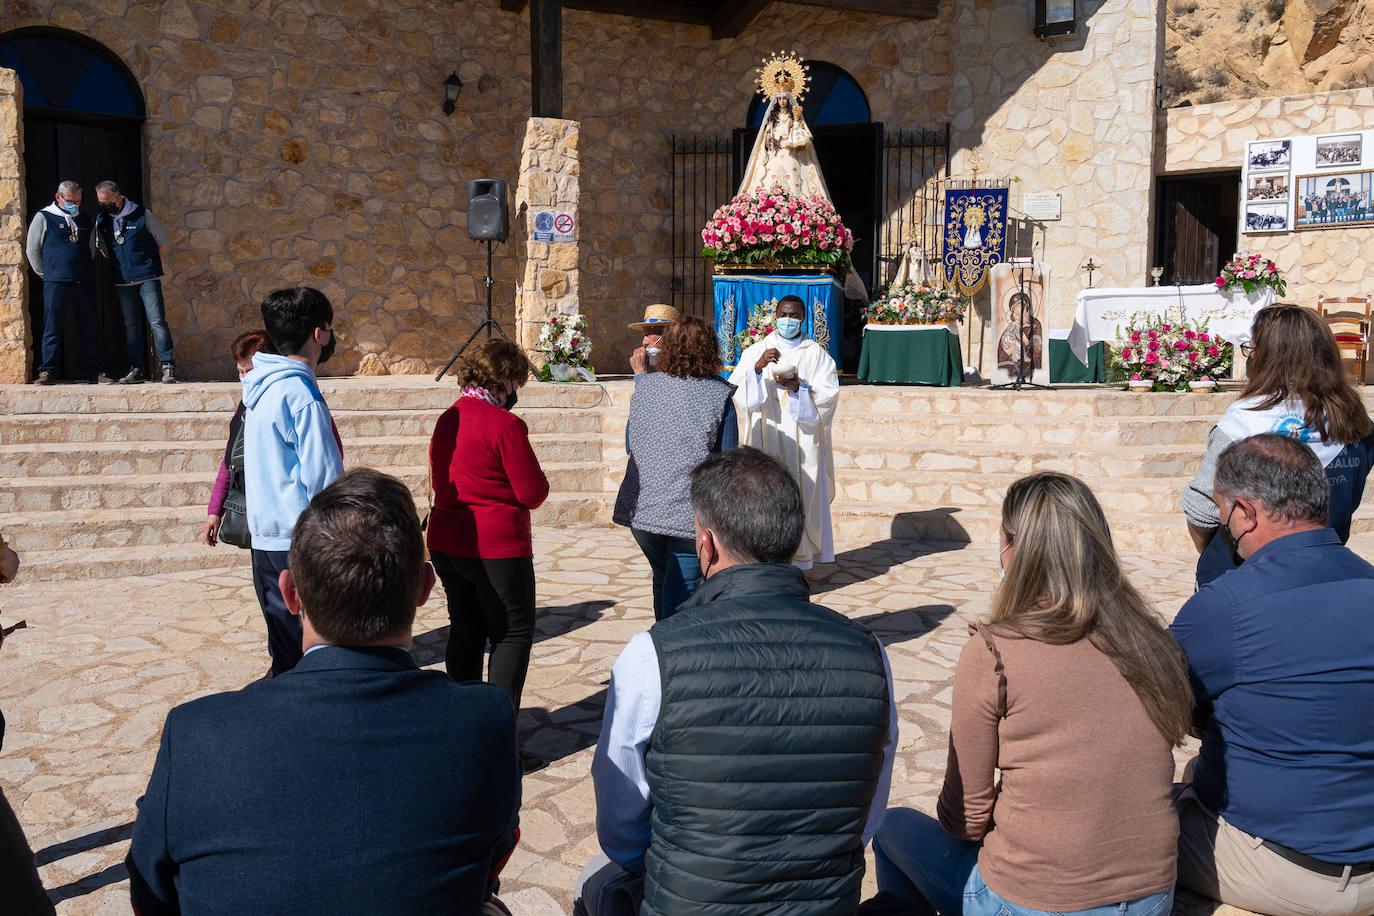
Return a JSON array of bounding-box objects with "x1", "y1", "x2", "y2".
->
[{"x1": 711, "y1": 273, "x2": 844, "y2": 370}]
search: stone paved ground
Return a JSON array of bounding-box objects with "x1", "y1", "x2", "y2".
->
[{"x1": 2, "y1": 524, "x2": 1336, "y2": 915}]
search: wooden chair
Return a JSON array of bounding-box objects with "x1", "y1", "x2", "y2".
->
[{"x1": 1318, "y1": 295, "x2": 1371, "y2": 385}]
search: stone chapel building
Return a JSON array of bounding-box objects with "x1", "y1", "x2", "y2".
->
[{"x1": 0, "y1": 0, "x2": 1370, "y2": 383}]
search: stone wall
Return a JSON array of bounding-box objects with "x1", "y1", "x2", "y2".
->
[
  {"x1": 2, "y1": 0, "x2": 1162, "y2": 379},
  {"x1": 0, "y1": 69, "x2": 25, "y2": 384},
  {"x1": 947, "y1": 0, "x2": 1162, "y2": 370},
  {"x1": 1162, "y1": 87, "x2": 1374, "y2": 302},
  {"x1": 514, "y1": 117, "x2": 580, "y2": 359}
]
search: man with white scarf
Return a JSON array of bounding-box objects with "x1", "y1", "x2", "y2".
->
[
  {"x1": 25, "y1": 180, "x2": 102, "y2": 385},
  {"x1": 729, "y1": 295, "x2": 839, "y2": 568},
  {"x1": 94, "y1": 180, "x2": 176, "y2": 383}
]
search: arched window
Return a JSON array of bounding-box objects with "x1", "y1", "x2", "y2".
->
[
  {"x1": 746, "y1": 61, "x2": 870, "y2": 128},
  {"x1": 1, "y1": 27, "x2": 145, "y2": 119}
]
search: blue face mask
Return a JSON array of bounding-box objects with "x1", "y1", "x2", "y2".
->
[
  {"x1": 776, "y1": 317, "x2": 803, "y2": 339},
  {"x1": 59, "y1": 202, "x2": 80, "y2": 215}
]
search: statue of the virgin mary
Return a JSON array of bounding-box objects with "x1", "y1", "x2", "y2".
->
[{"x1": 738, "y1": 53, "x2": 866, "y2": 299}]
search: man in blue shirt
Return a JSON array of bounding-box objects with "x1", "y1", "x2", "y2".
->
[{"x1": 1171, "y1": 433, "x2": 1374, "y2": 915}]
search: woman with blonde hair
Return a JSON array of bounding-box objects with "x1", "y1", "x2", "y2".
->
[
  {"x1": 1183, "y1": 303, "x2": 1374, "y2": 585},
  {"x1": 868, "y1": 472, "x2": 1193, "y2": 916}
]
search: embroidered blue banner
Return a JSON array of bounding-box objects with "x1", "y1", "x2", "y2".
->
[
  {"x1": 941, "y1": 187, "x2": 1009, "y2": 295},
  {"x1": 711, "y1": 273, "x2": 844, "y2": 370}
]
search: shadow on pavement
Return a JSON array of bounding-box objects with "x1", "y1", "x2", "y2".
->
[
  {"x1": 46, "y1": 862, "x2": 127, "y2": 904},
  {"x1": 519, "y1": 686, "x2": 609, "y2": 768},
  {"x1": 810, "y1": 530, "x2": 967, "y2": 596},
  {"x1": 413, "y1": 599, "x2": 615, "y2": 668},
  {"x1": 35, "y1": 821, "x2": 133, "y2": 867},
  {"x1": 853, "y1": 605, "x2": 958, "y2": 648}
]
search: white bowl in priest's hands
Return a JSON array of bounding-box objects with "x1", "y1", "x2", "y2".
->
[{"x1": 772, "y1": 362, "x2": 796, "y2": 379}]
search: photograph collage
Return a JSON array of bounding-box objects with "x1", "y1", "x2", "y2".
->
[{"x1": 1243, "y1": 132, "x2": 1373, "y2": 234}]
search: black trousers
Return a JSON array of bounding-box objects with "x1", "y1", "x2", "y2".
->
[
  {"x1": 251, "y1": 548, "x2": 302, "y2": 676},
  {"x1": 430, "y1": 552, "x2": 536, "y2": 711}
]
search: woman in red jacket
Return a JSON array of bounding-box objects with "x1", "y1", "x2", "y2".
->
[{"x1": 428, "y1": 339, "x2": 548, "y2": 716}]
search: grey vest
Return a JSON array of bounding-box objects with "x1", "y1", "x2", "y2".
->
[
  {"x1": 613, "y1": 373, "x2": 734, "y2": 539},
  {"x1": 642, "y1": 563, "x2": 890, "y2": 915}
]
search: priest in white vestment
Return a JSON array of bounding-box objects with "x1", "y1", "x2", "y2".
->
[{"x1": 728, "y1": 295, "x2": 839, "y2": 568}]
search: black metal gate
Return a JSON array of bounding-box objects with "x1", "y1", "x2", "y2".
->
[
  {"x1": 669, "y1": 123, "x2": 950, "y2": 318},
  {"x1": 876, "y1": 125, "x2": 951, "y2": 290}
]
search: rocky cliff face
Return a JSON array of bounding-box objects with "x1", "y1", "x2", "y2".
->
[{"x1": 1163, "y1": 0, "x2": 1373, "y2": 107}]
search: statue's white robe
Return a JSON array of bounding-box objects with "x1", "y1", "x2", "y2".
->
[{"x1": 729, "y1": 332, "x2": 839, "y2": 567}]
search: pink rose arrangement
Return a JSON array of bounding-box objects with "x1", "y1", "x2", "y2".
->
[
  {"x1": 1110, "y1": 311, "x2": 1232, "y2": 391},
  {"x1": 702, "y1": 183, "x2": 854, "y2": 268},
  {"x1": 1215, "y1": 253, "x2": 1286, "y2": 297},
  {"x1": 865, "y1": 283, "x2": 969, "y2": 326}
]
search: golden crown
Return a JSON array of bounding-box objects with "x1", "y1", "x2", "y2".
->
[{"x1": 756, "y1": 51, "x2": 809, "y2": 103}]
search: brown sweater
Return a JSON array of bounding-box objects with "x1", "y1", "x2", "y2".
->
[{"x1": 936, "y1": 625, "x2": 1177, "y2": 910}]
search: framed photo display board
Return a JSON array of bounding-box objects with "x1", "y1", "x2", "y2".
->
[{"x1": 1241, "y1": 128, "x2": 1374, "y2": 234}]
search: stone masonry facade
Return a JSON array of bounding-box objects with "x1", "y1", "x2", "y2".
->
[
  {"x1": 0, "y1": 70, "x2": 24, "y2": 384},
  {"x1": 514, "y1": 117, "x2": 580, "y2": 360},
  {"x1": 0, "y1": 0, "x2": 1168, "y2": 380}
]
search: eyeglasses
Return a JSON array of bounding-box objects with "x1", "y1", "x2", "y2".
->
[{"x1": 1239, "y1": 343, "x2": 1254, "y2": 358}]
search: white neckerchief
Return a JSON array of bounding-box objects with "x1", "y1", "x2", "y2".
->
[
  {"x1": 113, "y1": 198, "x2": 137, "y2": 236},
  {"x1": 42, "y1": 202, "x2": 78, "y2": 233},
  {"x1": 1217, "y1": 395, "x2": 1345, "y2": 467}
]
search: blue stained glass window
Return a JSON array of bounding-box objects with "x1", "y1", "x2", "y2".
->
[{"x1": 0, "y1": 31, "x2": 143, "y2": 117}]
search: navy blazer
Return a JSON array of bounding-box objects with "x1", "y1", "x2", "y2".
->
[{"x1": 128, "y1": 646, "x2": 520, "y2": 915}]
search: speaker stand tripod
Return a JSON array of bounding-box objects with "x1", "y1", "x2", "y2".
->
[{"x1": 435, "y1": 239, "x2": 508, "y2": 382}]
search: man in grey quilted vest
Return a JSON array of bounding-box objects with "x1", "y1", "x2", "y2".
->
[{"x1": 576, "y1": 446, "x2": 898, "y2": 916}]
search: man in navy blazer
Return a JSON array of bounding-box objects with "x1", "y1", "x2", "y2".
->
[{"x1": 128, "y1": 469, "x2": 521, "y2": 915}]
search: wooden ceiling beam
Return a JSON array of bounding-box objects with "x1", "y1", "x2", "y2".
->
[
  {"x1": 783, "y1": 0, "x2": 940, "y2": 18},
  {"x1": 711, "y1": 0, "x2": 771, "y2": 38},
  {"x1": 561, "y1": 0, "x2": 715, "y2": 24}
]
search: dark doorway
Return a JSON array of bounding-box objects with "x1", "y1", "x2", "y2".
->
[
  {"x1": 1154, "y1": 172, "x2": 1240, "y2": 286},
  {"x1": 2, "y1": 28, "x2": 146, "y2": 379}
]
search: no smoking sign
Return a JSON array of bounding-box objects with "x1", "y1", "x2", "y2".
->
[{"x1": 532, "y1": 210, "x2": 576, "y2": 243}]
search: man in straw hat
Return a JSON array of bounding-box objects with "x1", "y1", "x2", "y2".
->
[{"x1": 627, "y1": 303, "x2": 679, "y2": 374}]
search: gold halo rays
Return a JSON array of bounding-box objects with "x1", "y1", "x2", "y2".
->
[{"x1": 756, "y1": 51, "x2": 810, "y2": 103}]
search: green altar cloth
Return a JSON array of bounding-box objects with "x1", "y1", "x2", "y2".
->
[
  {"x1": 1049, "y1": 339, "x2": 1105, "y2": 384},
  {"x1": 857, "y1": 325, "x2": 963, "y2": 387}
]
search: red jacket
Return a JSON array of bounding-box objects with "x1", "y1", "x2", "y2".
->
[{"x1": 427, "y1": 397, "x2": 549, "y2": 559}]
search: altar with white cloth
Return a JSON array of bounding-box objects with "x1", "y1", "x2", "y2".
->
[{"x1": 1068, "y1": 284, "x2": 1277, "y2": 363}]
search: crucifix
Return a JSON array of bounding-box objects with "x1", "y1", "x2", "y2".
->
[{"x1": 1084, "y1": 257, "x2": 1099, "y2": 288}]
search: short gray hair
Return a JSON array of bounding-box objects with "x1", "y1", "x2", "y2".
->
[
  {"x1": 94, "y1": 180, "x2": 121, "y2": 196},
  {"x1": 56, "y1": 180, "x2": 81, "y2": 197},
  {"x1": 689, "y1": 447, "x2": 803, "y2": 564},
  {"x1": 1214, "y1": 433, "x2": 1329, "y2": 526}
]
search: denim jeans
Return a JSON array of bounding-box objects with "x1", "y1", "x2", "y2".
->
[
  {"x1": 630, "y1": 528, "x2": 701, "y2": 621},
  {"x1": 873, "y1": 808, "x2": 1175, "y2": 916},
  {"x1": 116, "y1": 278, "x2": 174, "y2": 368},
  {"x1": 39, "y1": 280, "x2": 100, "y2": 376}
]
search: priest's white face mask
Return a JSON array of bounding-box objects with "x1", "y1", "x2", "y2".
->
[{"x1": 776, "y1": 317, "x2": 803, "y2": 339}]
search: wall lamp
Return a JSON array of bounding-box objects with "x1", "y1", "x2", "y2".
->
[
  {"x1": 1034, "y1": 0, "x2": 1077, "y2": 38},
  {"x1": 443, "y1": 72, "x2": 464, "y2": 116}
]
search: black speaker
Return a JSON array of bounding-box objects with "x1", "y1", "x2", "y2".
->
[{"x1": 467, "y1": 179, "x2": 509, "y2": 241}]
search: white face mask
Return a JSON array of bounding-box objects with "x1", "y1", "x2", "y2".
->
[{"x1": 776, "y1": 317, "x2": 803, "y2": 340}]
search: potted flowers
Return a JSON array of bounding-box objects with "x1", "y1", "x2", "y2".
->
[
  {"x1": 865, "y1": 283, "x2": 969, "y2": 326},
  {"x1": 1188, "y1": 377, "x2": 1218, "y2": 393},
  {"x1": 1215, "y1": 253, "x2": 1286, "y2": 297},
  {"x1": 1110, "y1": 312, "x2": 1233, "y2": 391},
  {"x1": 537, "y1": 313, "x2": 596, "y2": 382},
  {"x1": 702, "y1": 183, "x2": 854, "y2": 272}
]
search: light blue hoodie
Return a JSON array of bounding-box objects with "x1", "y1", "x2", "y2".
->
[{"x1": 241, "y1": 353, "x2": 344, "y2": 551}]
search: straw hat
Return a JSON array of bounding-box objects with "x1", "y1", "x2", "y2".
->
[{"x1": 628, "y1": 303, "x2": 680, "y2": 332}]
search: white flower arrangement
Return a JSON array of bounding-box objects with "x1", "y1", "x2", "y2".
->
[{"x1": 537, "y1": 313, "x2": 596, "y2": 382}]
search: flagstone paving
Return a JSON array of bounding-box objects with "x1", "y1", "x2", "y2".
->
[{"x1": 0, "y1": 524, "x2": 1323, "y2": 915}]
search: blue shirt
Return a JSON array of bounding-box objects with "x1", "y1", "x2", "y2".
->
[{"x1": 1170, "y1": 528, "x2": 1374, "y2": 862}]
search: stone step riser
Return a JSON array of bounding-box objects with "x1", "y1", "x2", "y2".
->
[
  {"x1": 15, "y1": 497, "x2": 611, "y2": 552},
  {"x1": 1, "y1": 466, "x2": 604, "y2": 513},
  {"x1": 836, "y1": 479, "x2": 1185, "y2": 516},
  {"x1": 829, "y1": 418, "x2": 1212, "y2": 447},
  {"x1": 0, "y1": 438, "x2": 601, "y2": 478},
  {"x1": 0, "y1": 410, "x2": 600, "y2": 444}
]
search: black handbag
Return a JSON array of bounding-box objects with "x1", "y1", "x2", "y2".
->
[
  {"x1": 219, "y1": 488, "x2": 251, "y2": 549},
  {"x1": 218, "y1": 403, "x2": 251, "y2": 550}
]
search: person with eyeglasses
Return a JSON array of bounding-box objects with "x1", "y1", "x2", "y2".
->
[
  {"x1": 24, "y1": 180, "x2": 102, "y2": 385},
  {"x1": 1181, "y1": 303, "x2": 1374, "y2": 586}
]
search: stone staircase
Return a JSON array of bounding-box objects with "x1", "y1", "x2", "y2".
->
[{"x1": 4, "y1": 378, "x2": 1373, "y2": 581}]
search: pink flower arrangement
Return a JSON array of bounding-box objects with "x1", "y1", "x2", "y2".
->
[
  {"x1": 702, "y1": 183, "x2": 854, "y2": 268},
  {"x1": 1216, "y1": 253, "x2": 1287, "y2": 296},
  {"x1": 1111, "y1": 311, "x2": 1234, "y2": 391}
]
